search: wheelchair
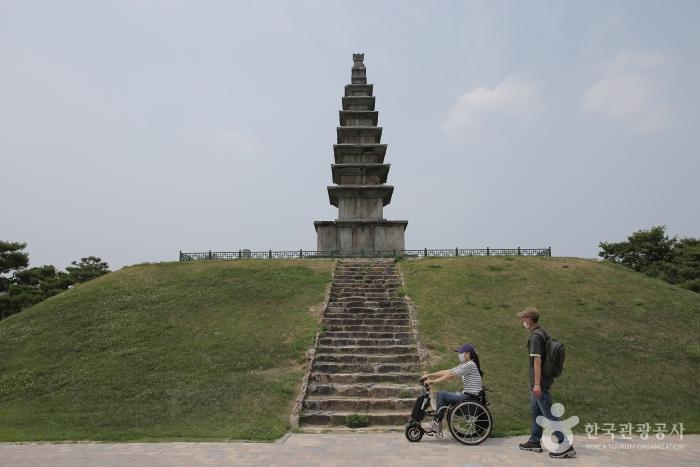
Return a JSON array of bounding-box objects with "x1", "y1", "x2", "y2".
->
[{"x1": 404, "y1": 379, "x2": 493, "y2": 445}]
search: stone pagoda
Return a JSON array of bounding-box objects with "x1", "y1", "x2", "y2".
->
[{"x1": 314, "y1": 54, "x2": 408, "y2": 254}]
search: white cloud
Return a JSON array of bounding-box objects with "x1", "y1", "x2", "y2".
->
[
  {"x1": 582, "y1": 52, "x2": 671, "y2": 132},
  {"x1": 442, "y1": 76, "x2": 541, "y2": 135}
]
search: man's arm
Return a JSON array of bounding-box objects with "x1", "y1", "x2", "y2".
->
[
  {"x1": 533, "y1": 356, "x2": 542, "y2": 398},
  {"x1": 529, "y1": 331, "x2": 545, "y2": 398}
]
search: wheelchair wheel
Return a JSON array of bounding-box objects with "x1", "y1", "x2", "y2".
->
[
  {"x1": 447, "y1": 400, "x2": 492, "y2": 445},
  {"x1": 405, "y1": 422, "x2": 424, "y2": 442}
]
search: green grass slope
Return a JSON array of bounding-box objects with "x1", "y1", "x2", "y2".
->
[
  {"x1": 400, "y1": 256, "x2": 700, "y2": 437},
  {"x1": 0, "y1": 260, "x2": 332, "y2": 442}
]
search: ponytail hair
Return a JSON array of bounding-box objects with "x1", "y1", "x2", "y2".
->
[{"x1": 470, "y1": 350, "x2": 484, "y2": 377}]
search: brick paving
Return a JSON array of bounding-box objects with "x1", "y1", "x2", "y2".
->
[{"x1": 1, "y1": 433, "x2": 696, "y2": 466}]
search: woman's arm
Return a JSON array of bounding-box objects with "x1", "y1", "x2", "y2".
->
[
  {"x1": 422, "y1": 369, "x2": 450, "y2": 380},
  {"x1": 426, "y1": 371, "x2": 456, "y2": 385}
]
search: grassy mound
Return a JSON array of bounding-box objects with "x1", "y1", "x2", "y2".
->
[
  {"x1": 399, "y1": 256, "x2": 700, "y2": 437},
  {"x1": 0, "y1": 260, "x2": 332, "y2": 441}
]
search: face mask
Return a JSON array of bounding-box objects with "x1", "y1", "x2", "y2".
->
[
  {"x1": 523, "y1": 321, "x2": 529, "y2": 329},
  {"x1": 458, "y1": 352, "x2": 466, "y2": 362}
]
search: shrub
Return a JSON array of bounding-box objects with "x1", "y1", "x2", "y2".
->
[{"x1": 345, "y1": 414, "x2": 369, "y2": 428}]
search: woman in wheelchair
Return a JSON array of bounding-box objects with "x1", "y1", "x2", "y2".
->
[{"x1": 422, "y1": 343, "x2": 484, "y2": 434}]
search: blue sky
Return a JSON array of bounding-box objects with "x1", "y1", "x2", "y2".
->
[{"x1": 2, "y1": 0, "x2": 699, "y2": 269}]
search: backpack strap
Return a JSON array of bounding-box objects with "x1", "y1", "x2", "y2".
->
[
  {"x1": 532, "y1": 328, "x2": 549, "y2": 342},
  {"x1": 531, "y1": 328, "x2": 549, "y2": 360}
]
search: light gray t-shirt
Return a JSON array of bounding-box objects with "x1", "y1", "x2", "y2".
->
[{"x1": 449, "y1": 360, "x2": 483, "y2": 396}]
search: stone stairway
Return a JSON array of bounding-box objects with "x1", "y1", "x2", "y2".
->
[{"x1": 299, "y1": 259, "x2": 423, "y2": 429}]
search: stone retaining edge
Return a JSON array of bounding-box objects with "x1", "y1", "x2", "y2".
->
[
  {"x1": 396, "y1": 260, "x2": 430, "y2": 370},
  {"x1": 289, "y1": 261, "x2": 337, "y2": 430}
]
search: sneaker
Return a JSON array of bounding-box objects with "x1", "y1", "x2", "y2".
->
[
  {"x1": 430, "y1": 419, "x2": 442, "y2": 434},
  {"x1": 549, "y1": 445, "x2": 576, "y2": 458},
  {"x1": 518, "y1": 440, "x2": 543, "y2": 452}
]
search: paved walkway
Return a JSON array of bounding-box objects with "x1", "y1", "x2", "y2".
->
[{"x1": 0, "y1": 433, "x2": 696, "y2": 466}]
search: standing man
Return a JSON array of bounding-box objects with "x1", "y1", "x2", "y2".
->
[{"x1": 517, "y1": 307, "x2": 576, "y2": 459}]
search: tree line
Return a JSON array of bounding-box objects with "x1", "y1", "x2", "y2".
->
[
  {"x1": 0, "y1": 241, "x2": 110, "y2": 320},
  {"x1": 599, "y1": 226, "x2": 700, "y2": 293}
]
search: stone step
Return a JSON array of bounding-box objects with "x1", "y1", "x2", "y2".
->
[
  {"x1": 303, "y1": 397, "x2": 415, "y2": 412},
  {"x1": 308, "y1": 383, "x2": 423, "y2": 398},
  {"x1": 332, "y1": 283, "x2": 396, "y2": 288},
  {"x1": 314, "y1": 353, "x2": 418, "y2": 363},
  {"x1": 312, "y1": 362, "x2": 421, "y2": 374},
  {"x1": 328, "y1": 304, "x2": 407, "y2": 311},
  {"x1": 343, "y1": 306, "x2": 397, "y2": 312},
  {"x1": 299, "y1": 410, "x2": 409, "y2": 426},
  {"x1": 329, "y1": 293, "x2": 393, "y2": 301},
  {"x1": 328, "y1": 300, "x2": 408, "y2": 309},
  {"x1": 328, "y1": 296, "x2": 391, "y2": 303},
  {"x1": 321, "y1": 330, "x2": 414, "y2": 339},
  {"x1": 316, "y1": 344, "x2": 416, "y2": 355},
  {"x1": 333, "y1": 274, "x2": 401, "y2": 285},
  {"x1": 331, "y1": 283, "x2": 401, "y2": 289},
  {"x1": 323, "y1": 317, "x2": 410, "y2": 326},
  {"x1": 332, "y1": 276, "x2": 395, "y2": 281},
  {"x1": 323, "y1": 312, "x2": 409, "y2": 321},
  {"x1": 326, "y1": 306, "x2": 396, "y2": 314},
  {"x1": 327, "y1": 300, "x2": 396, "y2": 307},
  {"x1": 323, "y1": 324, "x2": 412, "y2": 332},
  {"x1": 310, "y1": 372, "x2": 420, "y2": 384},
  {"x1": 327, "y1": 306, "x2": 407, "y2": 312},
  {"x1": 334, "y1": 269, "x2": 395, "y2": 273},
  {"x1": 332, "y1": 279, "x2": 395, "y2": 284},
  {"x1": 318, "y1": 337, "x2": 414, "y2": 346},
  {"x1": 331, "y1": 288, "x2": 394, "y2": 295},
  {"x1": 325, "y1": 306, "x2": 405, "y2": 314},
  {"x1": 332, "y1": 279, "x2": 394, "y2": 283},
  {"x1": 297, "y1": 425, "x2": 404, "y2": 434},
  {"x1": 327, "y1": 303, "x2": 407, "y2": 311}
]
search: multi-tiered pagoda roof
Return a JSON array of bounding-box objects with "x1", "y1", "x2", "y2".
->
[{"x1": 314, "y1": 54, "x2": 407, "y2": 254}]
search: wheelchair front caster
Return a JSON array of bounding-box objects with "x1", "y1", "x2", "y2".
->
[{"x1": 405, "y1": 422, "x2": 424, "y2": 442}]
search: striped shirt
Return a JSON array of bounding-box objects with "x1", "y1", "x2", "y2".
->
[{"x1": 449, "y1": 360, "x2": 483, "y2": 396}]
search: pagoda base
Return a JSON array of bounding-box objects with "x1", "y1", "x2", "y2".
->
[{"x1": 314, "y1": 220, "x2": 408, "y2": 254}]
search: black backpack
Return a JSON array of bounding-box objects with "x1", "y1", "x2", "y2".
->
[{"x1": 533, "y1": 329, "x2": 566, "y2": 378}]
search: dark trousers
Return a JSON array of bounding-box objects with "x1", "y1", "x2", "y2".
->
[
  {"x1": 529, "y1": 389, "x2": 564, "y2": 443},
  {"x1": 435, "y1": 390, "x2": 477, "y2": 421}
]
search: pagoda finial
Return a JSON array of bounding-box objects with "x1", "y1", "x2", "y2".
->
[{"x1": 352, "y1": 53, "x2": 365, "y2": 69}]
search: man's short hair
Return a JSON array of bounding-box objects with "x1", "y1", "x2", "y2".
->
[{"x1": 516, "y1": 307, "x2": 539, "y2": 322}]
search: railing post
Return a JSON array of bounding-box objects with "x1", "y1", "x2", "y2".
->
[
  {"x1": 517, "y1": 247, "x2": 521, "y2": 256},
  {"x1": 455, "y1": 247, "x2": 459, "y2": 257},
  {"x1": 269, "y1": 249, "x2": 272, "y2": 259},
  {"x1": 208, "y1": 250, "x2": 212, "y2": 260},
  {"x1": 486, "y1": 247, "x2": 490, "y2": 256}
]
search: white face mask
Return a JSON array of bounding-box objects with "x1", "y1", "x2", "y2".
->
[{"x1": 458, "y1": 352, "x2": 466, "y2": 362}]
